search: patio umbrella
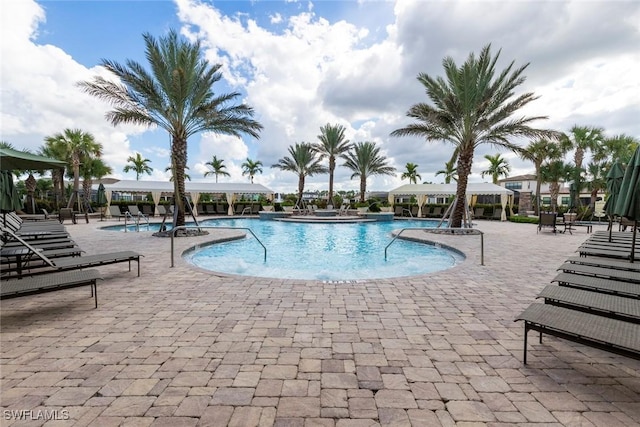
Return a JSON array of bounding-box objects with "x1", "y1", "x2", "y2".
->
[
  {"x1": 603, "y1": 161, "x2": 625, "y2": 241},
  {"x1": 97, "y1": 183, "x2": 107, "y2": 221},
  {"x1": 0, "y1": 170, "x2": 23, "y2": 226},
  {"x1": 614, "y1": 146, "x2": 640, "y2": 262}
]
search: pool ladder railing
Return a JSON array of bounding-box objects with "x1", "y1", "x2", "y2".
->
[
  {"x1": 123, "y1": 211, "x2": 150, "y2": 232},
  {"x1": 170, "y1": 225, "x2": 267, "y2": 267},
  {"x1": 385, "y1": 227, "x2": 484, "y2": 265}
]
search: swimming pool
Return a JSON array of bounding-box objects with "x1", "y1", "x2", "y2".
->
[{"x1": 179, "y1": 218, "x2": 463, "y2": 281}]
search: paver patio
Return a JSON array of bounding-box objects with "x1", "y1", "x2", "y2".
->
[{"x1": 1, "y1": 218, "x2": 639, "y2": 426}]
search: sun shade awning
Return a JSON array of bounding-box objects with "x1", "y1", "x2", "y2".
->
[
  {"x1": 102, "y1": 179, "x2": 274, "y2": 195},
  {"x1": 388, "y1": 183, "x2": 514, "y2": 196}
]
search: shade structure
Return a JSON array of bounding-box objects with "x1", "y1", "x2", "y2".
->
[
  {"x1": 0, "y1": 147, "x2": 67, "y2": 171},
  {"x1": 614, "y1": 146, "x2": 640, "y2": 262},
  {"x1": 604, "y1": 161, "x2": 625, "y2": 241}
]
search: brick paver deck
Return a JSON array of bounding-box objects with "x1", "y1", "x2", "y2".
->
[{"x1": 1, "y1": 218, "x2": 639, "y2": 426}]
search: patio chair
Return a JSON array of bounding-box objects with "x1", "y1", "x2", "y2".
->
[
  {"x1": 234, "y1": 204, "x2": 245, "y2": 215},
  {"x1": 251, "y1": 204, "x2": 261, "y2": 215},
  {"x1": 142, "y1": 205, "x2": 154, "y2": 217},
  {"x1": 537, "y1": 212, "x2": 557, "y2": 234},
  {"x1": 338, "y1": 204, "x2": 349, "y2": 216},
  {"x1": 216, "y1": 204, "x2": 226, "y2": 215},
  {"x1": 410, "y1": 206, "x2": 419, "y2": 217},
  {"x1": 394, "y1": 206, "x2": 404, "y2": 217},
  {"x1": 552, "y1": 272, "x2": 640, "y2": 298},
  {"x1": 58, "y1": 208, "x2": 77, "y2": 224},
  {"x1": 429, "y1": 207, "x2": 443, "y2": 218},
  {"x1": 108, "y1": 205, "x2": 124, "y2": 221},
  {"x1": 473, "y1": 207, "x2": 484, "y2": 219}
]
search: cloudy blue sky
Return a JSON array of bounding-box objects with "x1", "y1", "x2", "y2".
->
[{"x1": 1, "y1": 0, "x2": 639, "y2": 193}]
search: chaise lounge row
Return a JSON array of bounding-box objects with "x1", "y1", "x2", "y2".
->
[{"x1": 515, "y1": 231, "x2": 640, "y2": 364}]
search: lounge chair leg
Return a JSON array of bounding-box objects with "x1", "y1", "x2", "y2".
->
[
  {"x1": 92, "y1": 282, "x2": 97, "y2": 308},
  {"x1": 523, "y1": 324, "x2": 528, "y2": 365},
  {"x1": 539, "y1": 332, "x2": 543, "y2": 344}
]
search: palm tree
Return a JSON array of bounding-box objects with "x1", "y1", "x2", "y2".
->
[
  {"x1": 312, "y1": 123, "x2": 352, "y2": 206},
  {"x1": 480, "y1": 154, "x2": 511, "y2": 184},
  {"x1": 44, "y1": 129, "x2": 102, "y2": 211},
  {"x1": 401, "y1": 163, "x2": 421, "y2": 184},
  {"x1": 560, "y1": 125, "x2": 604, "y2": 208},
  {"x1": 520, "y1": 139, "x2": 563, "y2": 214},
  {"x1": 540, "y1": 160, "x2": 573, "y2": 212},
  {"x1": 341, "y1": 141, "x2": 396, "y2": 203},
  {"x1": 123, "y1": 152, "x2": 153, "y2": 180},
  {"x1": 241, "y1": 158, "x2": 263, "y2": 183},
  {"x1": 271, "y1": 143, "x2": 327, "y2": 205},
  {"x1": 165, "y1": 162, "x2": 191, "y2": 181},
  {"x1": 81, "y1": 158, "x2": 113, "y2": 211},
  {"x1": 79, "y1": 29, "x2": 263, "y2": 228},
  {"x1": 39, "y1": 140, "x2": 69, "y2": 209},
  {"x1": 203, "y1": 155, "x2": 230, "y2": 183},
  {"x1": 586, "y1": 161, "x2": 607, "y2": 210},
  {"x1": 390, "y1": 44, "x2": 555, "y2": 227},
  {"x1": 597, "y1": 134, "x2": 639, "y2": 165},
  {"x1": 435, "y1": 159, "x2": 458, "y2": 184}
]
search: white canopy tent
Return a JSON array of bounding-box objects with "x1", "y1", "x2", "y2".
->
[
  {"x1": 388, "y1": 183, "x2": 514, "y2": 221},
  {"x1": 101, "y1": 180, "x2": 274, "y2": 216}
]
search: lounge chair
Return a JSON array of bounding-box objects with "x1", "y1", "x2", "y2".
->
[
  {"x1": 410, "y1": 206, "x2": 419, "y2": 217},
  {"x1": 58, "y1": 208, "x2": 77, "y2": 224},
  {"x1": 552, "y1": 272, "x2": 640, "y2": 299},
  {"x1": 234, "y1": 204, "x2": 245, "y2": 215},
  {"x1": 142, "y1": 205, "x2": 155, "y2": 217},
  {"x1": 537, "y1": 212, "x2": 557, "y2": 234},
  {"x1": 1, "y1": 228, "x2": 143, "y2": 278},
  {"x1": 515, "y1": 304, "x2": 640, "y2": 364},
  {"x1": 251, "y1": 204, "x2": 261, "y2": 215},
  {"x1": 578, "y1": 246, "x2": 639, "y2": 261},
  {"x1": 216, "y1": 204, "x2": 226, "y2": 215},
  {"x1": 429, "y1": 207, "x2": 443, "y2": 218},
  {"x1": 108, "y1": 206, "x2": 124, "y2": 221},
  {"x1": 537, "y1": 285, "x2": 640, "y2": 323},
  {"x1": 1, "y1": 269, "x2": 103, "y2": 308},
  {"x1": 557, "y1": 263, "x2": 640, "y2": 283},
  {"x1": 565, "y1": 256, "x2": 640, "y2": 273},
  {"x1": 473, "y1": 207, "x2": 484, "y2": 219},
  {"x1": 394, "y1": 206, "x2": 403, "y2": 217},
  {"x1": 338, "y1": 204, "x2": 349, "y2": 216}
]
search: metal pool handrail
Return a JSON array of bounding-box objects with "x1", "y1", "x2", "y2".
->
[
  {"x1": 385, "y1": 227, "x2": 484, "y2": 266},
  {"x1": 170, "y1": 225, "x2": 267, "y2": 267}
]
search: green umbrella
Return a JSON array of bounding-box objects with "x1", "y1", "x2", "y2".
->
[
  {"x1": 1, "y1": 171, "x2": 23, "y2": 228},
  {"x1": 97, "y1": 183, "x2": 107, "y2": 221},
  {"x1": 614, "y1": 146, "x2": 640, "y2": 262},
  {"x1": 603, "y1": 161, "x2": 625, "y2": 241}
]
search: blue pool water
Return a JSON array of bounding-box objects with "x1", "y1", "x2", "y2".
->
[
  {"x1": 186, "y1": 219, "x2": 462, "y2": 280},
  {"x1": 101, "y1": 218, "x2": 463, "y2": 280}
]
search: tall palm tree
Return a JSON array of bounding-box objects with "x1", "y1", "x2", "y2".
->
[
  {"x1": 79, "y1": 29, "x2": 263, "y2": 228},
  {"x1": 480, "y1": 154, "x2": 511, "y2": 184},
  {"x1": 123, "y1": 152, "x2": 153, "y2": 180},
  {"x1": 44, "y1": 129, "x2": 102, "y2": 211},
  {"x1": 391, "y1": 44, "x2": 555, "y2": 227},
  {"x1": 401, "y1": 163, "x2": 421, "y2": 184},
  {"x1": 435, "y1": 159, "x2": 458, "y2": 184},
  {"x1": 271, "y1": 143, "x2": 327, "y2": 206},
  {"x1": 165, "y1": 162, "x2": 191, "y2": 181},
  {"x1": 241, "y1": 158, "x2": 263, "y2": 183},
  {"x1": 586, "y1": 161, "x2": 607, "y2": 210},
  {"x1": 203, "y1": 155, "x2": 230, "y2": 183},
  {"x1": 560, "y1": 125, "x2": 604, "y2": 208},
  {"x1": 312, "y1": 123, "x2": 352, "y2": 206},
  {"x1": 597, "y1": 134, "x2": 639, "y2": 166},
  {"x1": 540, "y1": 160, "x2": 573, "y2": 212},
  {"x1": 81, "y1": 158, "x2": 113, "y2": 211},
  {"x1": 341, "y1": 141, "x2": 396, "y2": 203},
  {"x1": 39, "y1": 140, "x2": 69, "y2": 209},
  {"x1": 520, "y1": 139, "x2": 563, "y2": 214}
]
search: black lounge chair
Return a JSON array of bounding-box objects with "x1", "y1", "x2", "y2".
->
[
  {"x1": 557, "y1": 262, "x2": 640, "y2": 283},
  {"x1": 552, "y1": 272, "x2": 640, "y2": 299},
  {"x1": 515, "y1": 304, "x2": 640, "y2": 364},
  {"x1": 565, "y1": 256, "x2": 640, "y2": 273},
  {"x1": 578, "y1": 246, "x2": 639, "y2": 261},
  {"x1": 1, "y1": 228, "x2": 142, "y2": 278},
  {"x1": 537, "y1": 285, "x2": 640, "y2": 324},
  {"x1": 1, "y1": 269, "x2": 103, "y2": 308}
]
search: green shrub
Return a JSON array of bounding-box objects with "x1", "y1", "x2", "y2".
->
[{"x1": 508, "y1": 215, "x2": 539, "y2": 224}]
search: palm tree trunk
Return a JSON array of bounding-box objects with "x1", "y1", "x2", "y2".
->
[
  {"x1": 535, "y1": 163, "x2": 542, "y2": 215},
  {"x1": 173, "y1": 138, "x2": 187, "y2": 227},
  {"x1": 298, "y1": 176, "x2": 305, "y2": 206},
  {"x1": 69, "y1": 156, "x2": 81, "y2": 211},
  {"x1": 360, "y1": 176, "x2": 366, "y2": 203},
  {"x1": 452, "y1": 149, "x2": 473, "y2": 228},
  {"x1": 328, "y1": 157, "x2": 335, "y2": 205},
  {"x1": 550, "y1": 182, "x2": 560, "y2": 212}
]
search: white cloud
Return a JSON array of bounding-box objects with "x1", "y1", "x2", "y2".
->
[{"x1": 2, "y1": 0, "x2": 638, "y2": 196}]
